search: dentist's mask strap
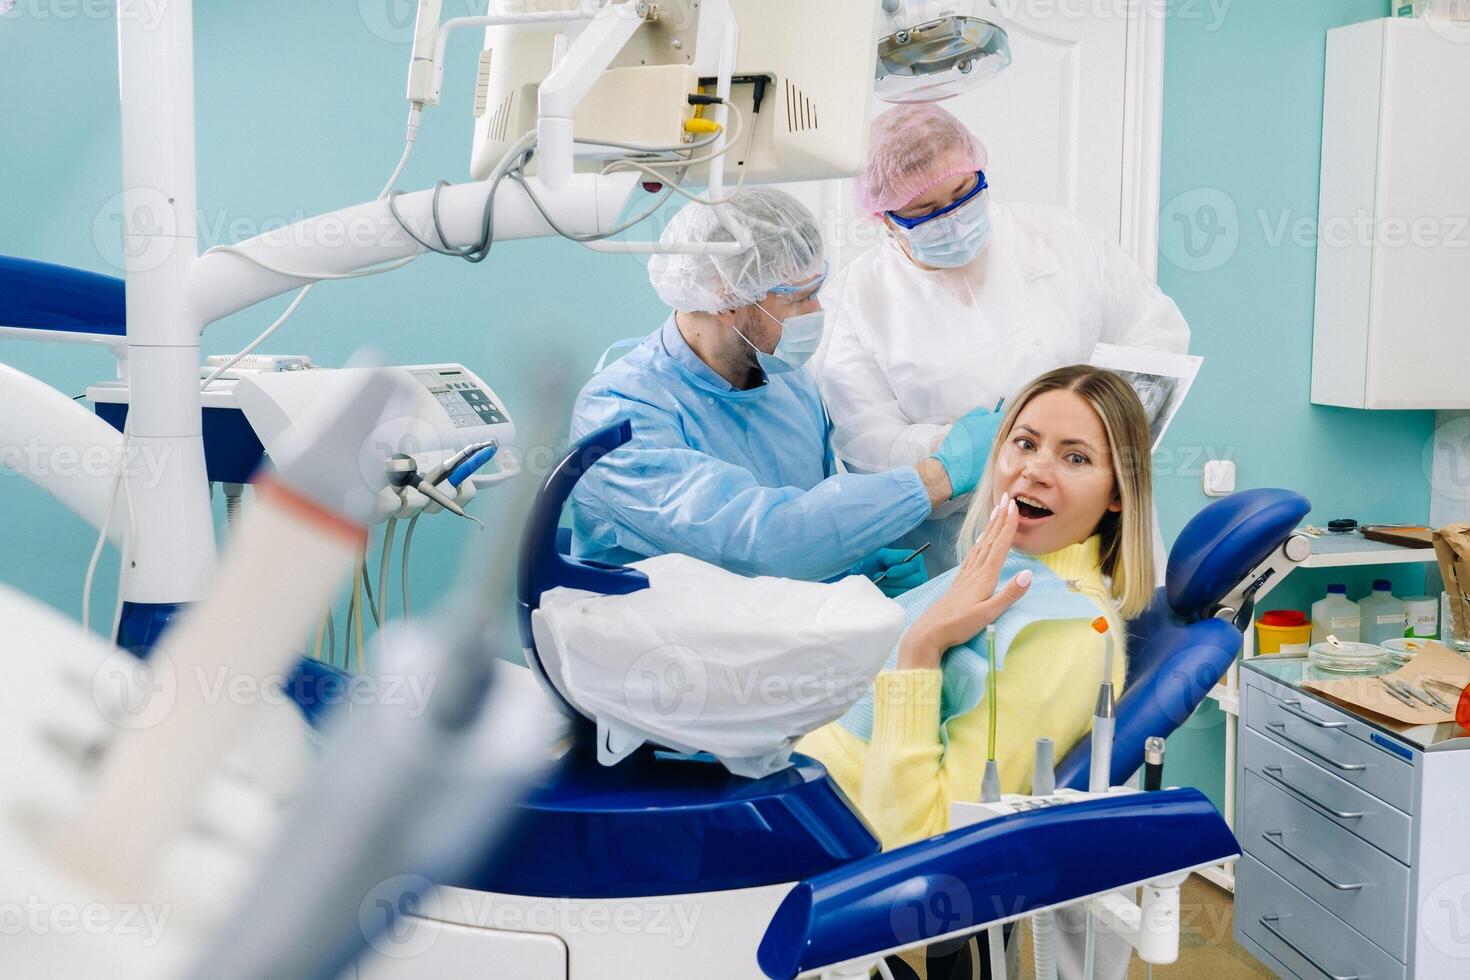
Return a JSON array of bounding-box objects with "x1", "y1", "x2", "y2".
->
[{"x1": 736, "y1": 304, "x2": 826, "y2": 375}]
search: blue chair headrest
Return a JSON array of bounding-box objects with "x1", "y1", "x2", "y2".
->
[{"x1": 1165, "y1": 488, "x2": 1309, "y2": 618}]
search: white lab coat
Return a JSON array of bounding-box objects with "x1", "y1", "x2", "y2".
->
[{"x1": 815, "y1": 203, "x2": 1191, "y2": 572}]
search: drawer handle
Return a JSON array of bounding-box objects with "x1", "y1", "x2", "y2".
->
[
  {"x1": 1281, "y1": 699, "x2": 1348, "y2": 729},
  {"x1": 1266, "y1": 723, "x2": 1368, "y2": 772},
  {"x1": 1258, "y1": 916, "x2": 1360, "y2": 980},
  {"x1": 1261, "y1": 831, "x2": 1364, "y2": 892},
  {"x1": 1262, "y1": 766, "x2": 1366, "y2": 821}
]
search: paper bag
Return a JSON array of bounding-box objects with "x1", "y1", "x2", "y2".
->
[{"x1": 1433, "y1": 524, "x2": 1470, "y2": 641}]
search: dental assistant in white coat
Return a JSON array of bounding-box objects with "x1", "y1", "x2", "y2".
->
[{"x1": 816, "y1": 103, "x2": 1190, "y2": 569}]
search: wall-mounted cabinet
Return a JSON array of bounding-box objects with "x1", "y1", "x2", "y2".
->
[{"x1": 1312, "y1": 18, "x2": 1470, "y2": 410}]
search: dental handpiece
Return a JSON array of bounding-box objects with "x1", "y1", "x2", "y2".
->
[
  {"x1": 388, "y1": 454, "x2": 484, "y2": 529},
  {"x1": 1144, "y1": 737, "x2": 1166, "y2": 791},
  {"x1": 981, "y1": 625, "x2": 1003, "y2": 803},
  {"x1": 424, "y1": 439, "x2": 498, "y2": 487},
  {"x1": 1089, "y1": 617, "x2": 1115, "y2": 795}
]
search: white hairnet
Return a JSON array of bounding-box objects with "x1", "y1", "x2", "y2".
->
[{"x1": 647, "y1": 189, "x2": 825, "y2": 314}]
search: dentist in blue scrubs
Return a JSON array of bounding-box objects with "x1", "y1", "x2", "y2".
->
[{"x1": 567, "y1": 188, "x2": 996, "y2": 592}]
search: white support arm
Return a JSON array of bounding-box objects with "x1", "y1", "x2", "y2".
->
[
  {"x1": 0, "y1": 362, "x2": 129, "y2": 544},
  {"x1": 426, "y1": 3, "x2": 602, "y2": 106},
  {"x1": 186, "y1": 172, "x2": 640, "y2": 329},
  {"x1": 536, "y1": 0, "x2": 651, "y2": 191},
  {"x1": 706, "y1": 21, "x2": 738, "y2": 200}
]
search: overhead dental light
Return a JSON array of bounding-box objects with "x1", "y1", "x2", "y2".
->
[{"x1": 875, "y1": 0, "x2": 1013, "y2": 104}]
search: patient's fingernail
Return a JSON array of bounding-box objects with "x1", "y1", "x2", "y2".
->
[{"x1": 1017, "y1": 569, "x2": 1033, "y2": 589}]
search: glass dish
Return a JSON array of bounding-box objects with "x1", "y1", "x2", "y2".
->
[
  {"x1": 1382, "y1": 637, "x2": 1430, "y2": 664},
  {"x1": 1309, "y1": 640, "x2": 1392, "y2": 674}
]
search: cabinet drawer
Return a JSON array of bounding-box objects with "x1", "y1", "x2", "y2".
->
[
  {"x1": 1240, "y1": 768, "x2": 1410, "y2": 960},
  {"x1": 1244, "y1": 685, "x2": 1414, "y2": 811},
  {"x1": 1237, "y1": 855, "x2": 1405, "y2": 980},
  {"x1": 1240, "y1": 727, "x2": 1412, "y2": 864}
]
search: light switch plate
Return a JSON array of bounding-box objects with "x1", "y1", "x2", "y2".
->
[{"x1": 1203, "y1": 459, "x2": 1236, "y2": 497}]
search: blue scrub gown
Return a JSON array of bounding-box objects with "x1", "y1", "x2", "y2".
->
[{"x1": 568, "y1": 315, "x2": 933, "y2": 581}]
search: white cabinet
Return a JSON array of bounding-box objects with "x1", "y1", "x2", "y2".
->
[{"x1": 1311, "y1": 18, "x2": 1470, "y2": 410}]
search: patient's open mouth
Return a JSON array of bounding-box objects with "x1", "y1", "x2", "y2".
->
[{"x1": 1014, "y1": 495, "x2": 1053, "y2": 520}]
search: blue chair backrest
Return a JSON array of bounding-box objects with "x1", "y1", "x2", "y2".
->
[{"x1": 1055, "y1": 488, "x2": 1309, "y2": 790}]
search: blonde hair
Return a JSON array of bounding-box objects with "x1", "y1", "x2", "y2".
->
[{"x1": 956, "y1": 366, "x2": 1155, "y2": 619}]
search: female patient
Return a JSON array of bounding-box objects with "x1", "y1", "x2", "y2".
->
[{"x1": 799, "y1": 365, "x2": 1155, "y2": 851}]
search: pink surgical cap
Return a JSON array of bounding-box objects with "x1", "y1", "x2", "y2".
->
[{"x1": 855, "y1": 104, "x2": 989, "y2": 216}]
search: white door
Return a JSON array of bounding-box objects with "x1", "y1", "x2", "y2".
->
[{"x1": 783, "y1": 0, "x2": 1162, "y2": 275}]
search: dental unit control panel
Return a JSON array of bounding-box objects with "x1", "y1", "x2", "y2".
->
[
  {"x1": 415, "y1": 366, "x2": 510, "y2": 430},
  {"x1": 88, "y1": 361, "x2": 520, "y2": 497}
]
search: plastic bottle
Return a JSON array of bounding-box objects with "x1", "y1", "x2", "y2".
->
[
  {"x1": 1359, "y1": 580, "x2": 1408, "y2": 645},
  {"x1": 1311, "y1": 585, "x2": 1361, "y2": 644}
]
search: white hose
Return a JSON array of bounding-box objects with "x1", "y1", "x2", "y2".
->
[
  {"x1": 1032, "y1": 911, "x2": 1059, "y2": 980},
  {"x1": 987, "y1": 924, "x2": 1007, "y2": 980}
]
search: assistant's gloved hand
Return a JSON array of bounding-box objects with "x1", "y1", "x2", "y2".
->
[
  {"x1": 930, "y1": 405, "x2": 1005, "y2": 498},
  {"x1": 856, "y1": 548, "x2": 930, "y2": 597}
]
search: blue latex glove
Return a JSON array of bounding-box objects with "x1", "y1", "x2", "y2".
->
[
  {"x1": 931, "y1": 405, "x2": 1005, "y2": 498},
  {"x1": 856, "y1": 548, "x2": 930, "y2": 597}
]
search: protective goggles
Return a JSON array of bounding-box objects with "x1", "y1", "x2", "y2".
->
[
  {"x1": 769, "y1": 261, "x2": 829, "y2": 300},
  {"x1": 886, "y1": 171, "x2": 989, "y2": 230}
]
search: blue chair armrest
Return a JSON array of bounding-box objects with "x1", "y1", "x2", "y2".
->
[{"x1": 756, "y1": 788, "x2": 1238, "y2": 979}]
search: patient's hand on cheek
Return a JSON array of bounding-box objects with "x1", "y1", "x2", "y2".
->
[{"x1": 897, "y1": 494, "x2": 1034, "y2": 671}]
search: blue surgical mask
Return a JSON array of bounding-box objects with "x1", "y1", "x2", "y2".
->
[
  {"x1": 733, "y1": 305, "x2": 826, "y2": 376},
  {"x1": 899, "y1": 190, "x2": 993, "y2": 269}
]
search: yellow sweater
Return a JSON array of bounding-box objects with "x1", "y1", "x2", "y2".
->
[{"x1": 797, "y1": 537, "x2": 1126, "y2": 851}]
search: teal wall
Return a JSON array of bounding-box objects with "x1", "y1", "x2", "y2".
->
[
  {"x1": 0, "y1": 2, "x2": 1440, "y2": 804},
  {"x1": 1153, "y1": 0, "x2": 1439, "y2": 806},
  {"x1": 1, "y1": 3, "x2": 670, "y2": 652}
]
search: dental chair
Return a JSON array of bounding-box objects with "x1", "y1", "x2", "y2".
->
[
  {"x1": 349, "y1": 424, "x2": 1310, "y2": 980},
  {"x1": 1055, "y1": 486, "x2": 1312, "y2": 789}
]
